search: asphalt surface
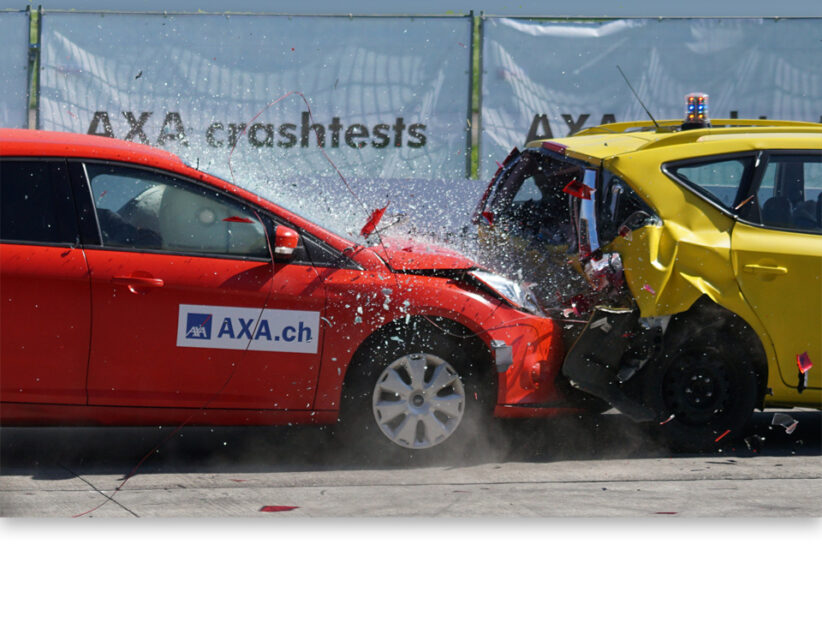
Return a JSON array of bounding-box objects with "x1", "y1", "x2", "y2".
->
[{"x1": 1, "y1": 409, "x2": 819, "y2": 517}]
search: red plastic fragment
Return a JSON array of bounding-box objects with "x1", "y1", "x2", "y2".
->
[
  {"x1": 797, "y1": 351, "x2": 813, "y2": 374},
  {"x1": 715, "y1": 429, "x2": 731, "y2": 442},
  {"x1": 562, "y1": 179, "x2": 594, "y2": 200},
  {"x1": 642, "y1": 283, "x2": 656, "y2": 295},
  {"x1": 260, "y1": 505, "x2": 298, "y2": 513},
  {"x1": 223, "y1": 215, "x2": 254, "y2": 224},
  {"x1": 360, "y1": 203, "x2": 389, "y2": 237},
  {"x1": 541, "y1": 141, "x2": 567, "y2": 155}
]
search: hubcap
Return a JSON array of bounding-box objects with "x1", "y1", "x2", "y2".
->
[
  {"x1": 663, "y1": 349, "x2": 730, "y2": 426},
  {"x1": 371, "y1": 352, "x2": 466, "y2": 449}
]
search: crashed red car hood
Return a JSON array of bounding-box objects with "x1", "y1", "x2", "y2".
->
[{"x1": 370, "y1": 237, "x2": 477, "y2": 272}]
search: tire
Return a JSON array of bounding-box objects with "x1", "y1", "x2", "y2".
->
[
  {"x1": 337, "y1": 323, "x2": 495, "y2": 464},
  {"x1": 650, "y1": 331, "x2": 758, "y2": 453}
]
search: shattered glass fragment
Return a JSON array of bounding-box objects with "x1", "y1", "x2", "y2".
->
[
  {"x1": 770, "y1": 412, "x2": 799, "y2": 435},
  {"x1": 744, "y1": 435, "x2": 765, "y2": 452},
  {"x1": 589, "y1": 316, "x2": 612, "y2": 332},
  {"x1": 583, "y1": 252, "x2": 624, "y2": 291}
]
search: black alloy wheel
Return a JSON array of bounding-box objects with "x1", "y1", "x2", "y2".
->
[{"x1": 655, "y1": 334, "x2": 758, "y2": 453}]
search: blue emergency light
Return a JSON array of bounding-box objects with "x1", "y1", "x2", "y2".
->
[{"x1": 683, "y1": 93, "x2": 710, "y2": 129}]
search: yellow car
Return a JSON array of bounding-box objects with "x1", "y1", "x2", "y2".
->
[{"x1": 475, "y1": 101, "x2": 822, "y2": 450}]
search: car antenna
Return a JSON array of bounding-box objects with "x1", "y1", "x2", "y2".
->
[{"x1": 616, "y1": 65, "x2": 660, "y2": 130}]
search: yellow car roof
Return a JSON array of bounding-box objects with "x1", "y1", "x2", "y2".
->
[{"x1": 525, "y1": 119, "x2": 822, "y2": 162}]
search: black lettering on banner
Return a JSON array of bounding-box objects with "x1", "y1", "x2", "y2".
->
[
  {"x1": 562, "y1": 113, "x2": 589, "y2": 134},
  {"x1": 600, "y1": 113, "x2": 616, "y2": 125},
  {"x1": 408, "y1": 123, "x2": 426, "y2": 148},
  {"x1": 345, "y1": 123, "x2": 369, "y2": 149},
  {"x1": 329, "y1": 117, "x2": 343, "y2": 148},
  {"x1": 206, "y1": 122, "x2": 225, "y2": 147},
  {"x1": 249, "y1": 123, "x2": 274, "y2": 147},
  {"x1": 123, "y1": 111, "x2": 153, "y2": 144},
  {"x1": 227, "y1": 123, "x2": 246, "y2": 148},
  {"x1": 392, "y1": 117, "x2": 406, "y2": 147},
  {"x1": 156, "y1": 112, "x2": 188, "y2": 146},
  {"x1": 526, "y1": 114, "x2": 554, "y2": 142},
  {"x1": 301, "y1": 111, "x2": 325, "y2": 147},
  {"x1": 87, "y1": 111, "x2": 115, "y2": 137},
  {"x1": 87, "y1": 109, "x2": 428, "y2": 151},
  {"x1": 371, "y1": 123, "x2": 390, "y2": 148},
  {"x1": 278, "y1": 123, "x2": 297, "y2": 148}
]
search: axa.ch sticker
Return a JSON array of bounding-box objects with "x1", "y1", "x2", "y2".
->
[{"x1": 177, "y1": 304, "x2": 320, "y2": 353}]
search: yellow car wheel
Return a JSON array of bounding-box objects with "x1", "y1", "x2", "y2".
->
[{"x1": 654, "y1": 334, "x2": 759, "y2": 452}]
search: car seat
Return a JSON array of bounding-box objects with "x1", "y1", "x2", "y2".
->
[
  {"x1": 792, "y1": 200, "x2": 818, "y2": 230},
  {"x1": 760, "y1": 196, "x2": 791, "y2": 228}
]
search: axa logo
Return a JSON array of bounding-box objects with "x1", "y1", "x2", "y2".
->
[
  {"x1": 185, "y1": 313, "x2": 212, "y2": 339},
  {"x1": 177, "y1": 304, "x2": 320, "y2": 353},
  {"x1": 184, "y1": 311, "x2": 312, "y2": 343}
]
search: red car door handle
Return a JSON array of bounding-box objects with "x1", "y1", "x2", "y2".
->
[{"x1": 112, "y1": 275, "x2": 165, "y2": 294}]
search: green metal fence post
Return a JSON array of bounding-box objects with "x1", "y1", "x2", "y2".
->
[{"x1": 475, "y1": 11, "x2": 485, "y2": 180}]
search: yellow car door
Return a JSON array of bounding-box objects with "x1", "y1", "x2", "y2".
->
[{"x1": 731, "y1": 152, "x2": 822, "y2": 396}]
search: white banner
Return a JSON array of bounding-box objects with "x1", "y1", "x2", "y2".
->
[
  {"x1": 480, "y1": 17, "x2": 822, "y2": 178},
  {"x1": 39, "y1": 12, "x2": 472, "y2": 190},
  {"x1": 177, "y1": 304, "x2": 319, "y2": 354},
  {"x1": 0, "y1": 11, "x2": 30, "y2": 128}
]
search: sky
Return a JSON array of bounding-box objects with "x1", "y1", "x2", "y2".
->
[{"x1": 4, "y1": 0, "x2": 821, "y2": 16}]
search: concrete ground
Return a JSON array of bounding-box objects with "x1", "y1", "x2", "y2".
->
[{"x1": 1, "y1": 409, "x2": 819, "y2": 518}]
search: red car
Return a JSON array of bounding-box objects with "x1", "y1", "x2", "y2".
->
[{"x1": 0, "y1": 128, "x2": 573, "y2": 459}]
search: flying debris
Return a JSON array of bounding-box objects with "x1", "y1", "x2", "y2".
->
[{"x1": 770, "y1": 412, "x2": 799, "y2": 435}]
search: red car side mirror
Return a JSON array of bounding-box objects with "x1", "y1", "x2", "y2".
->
[{"x1": 273, "y1": 225, "x2": 299, "y2": 262}]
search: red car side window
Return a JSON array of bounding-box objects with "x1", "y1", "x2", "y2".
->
[
  {"x1": 84, "y1": 163, "x2": 270, "y2": 258},
  {"x1": 0, "y1": 159, "x2": 78, "y2": 245}
]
